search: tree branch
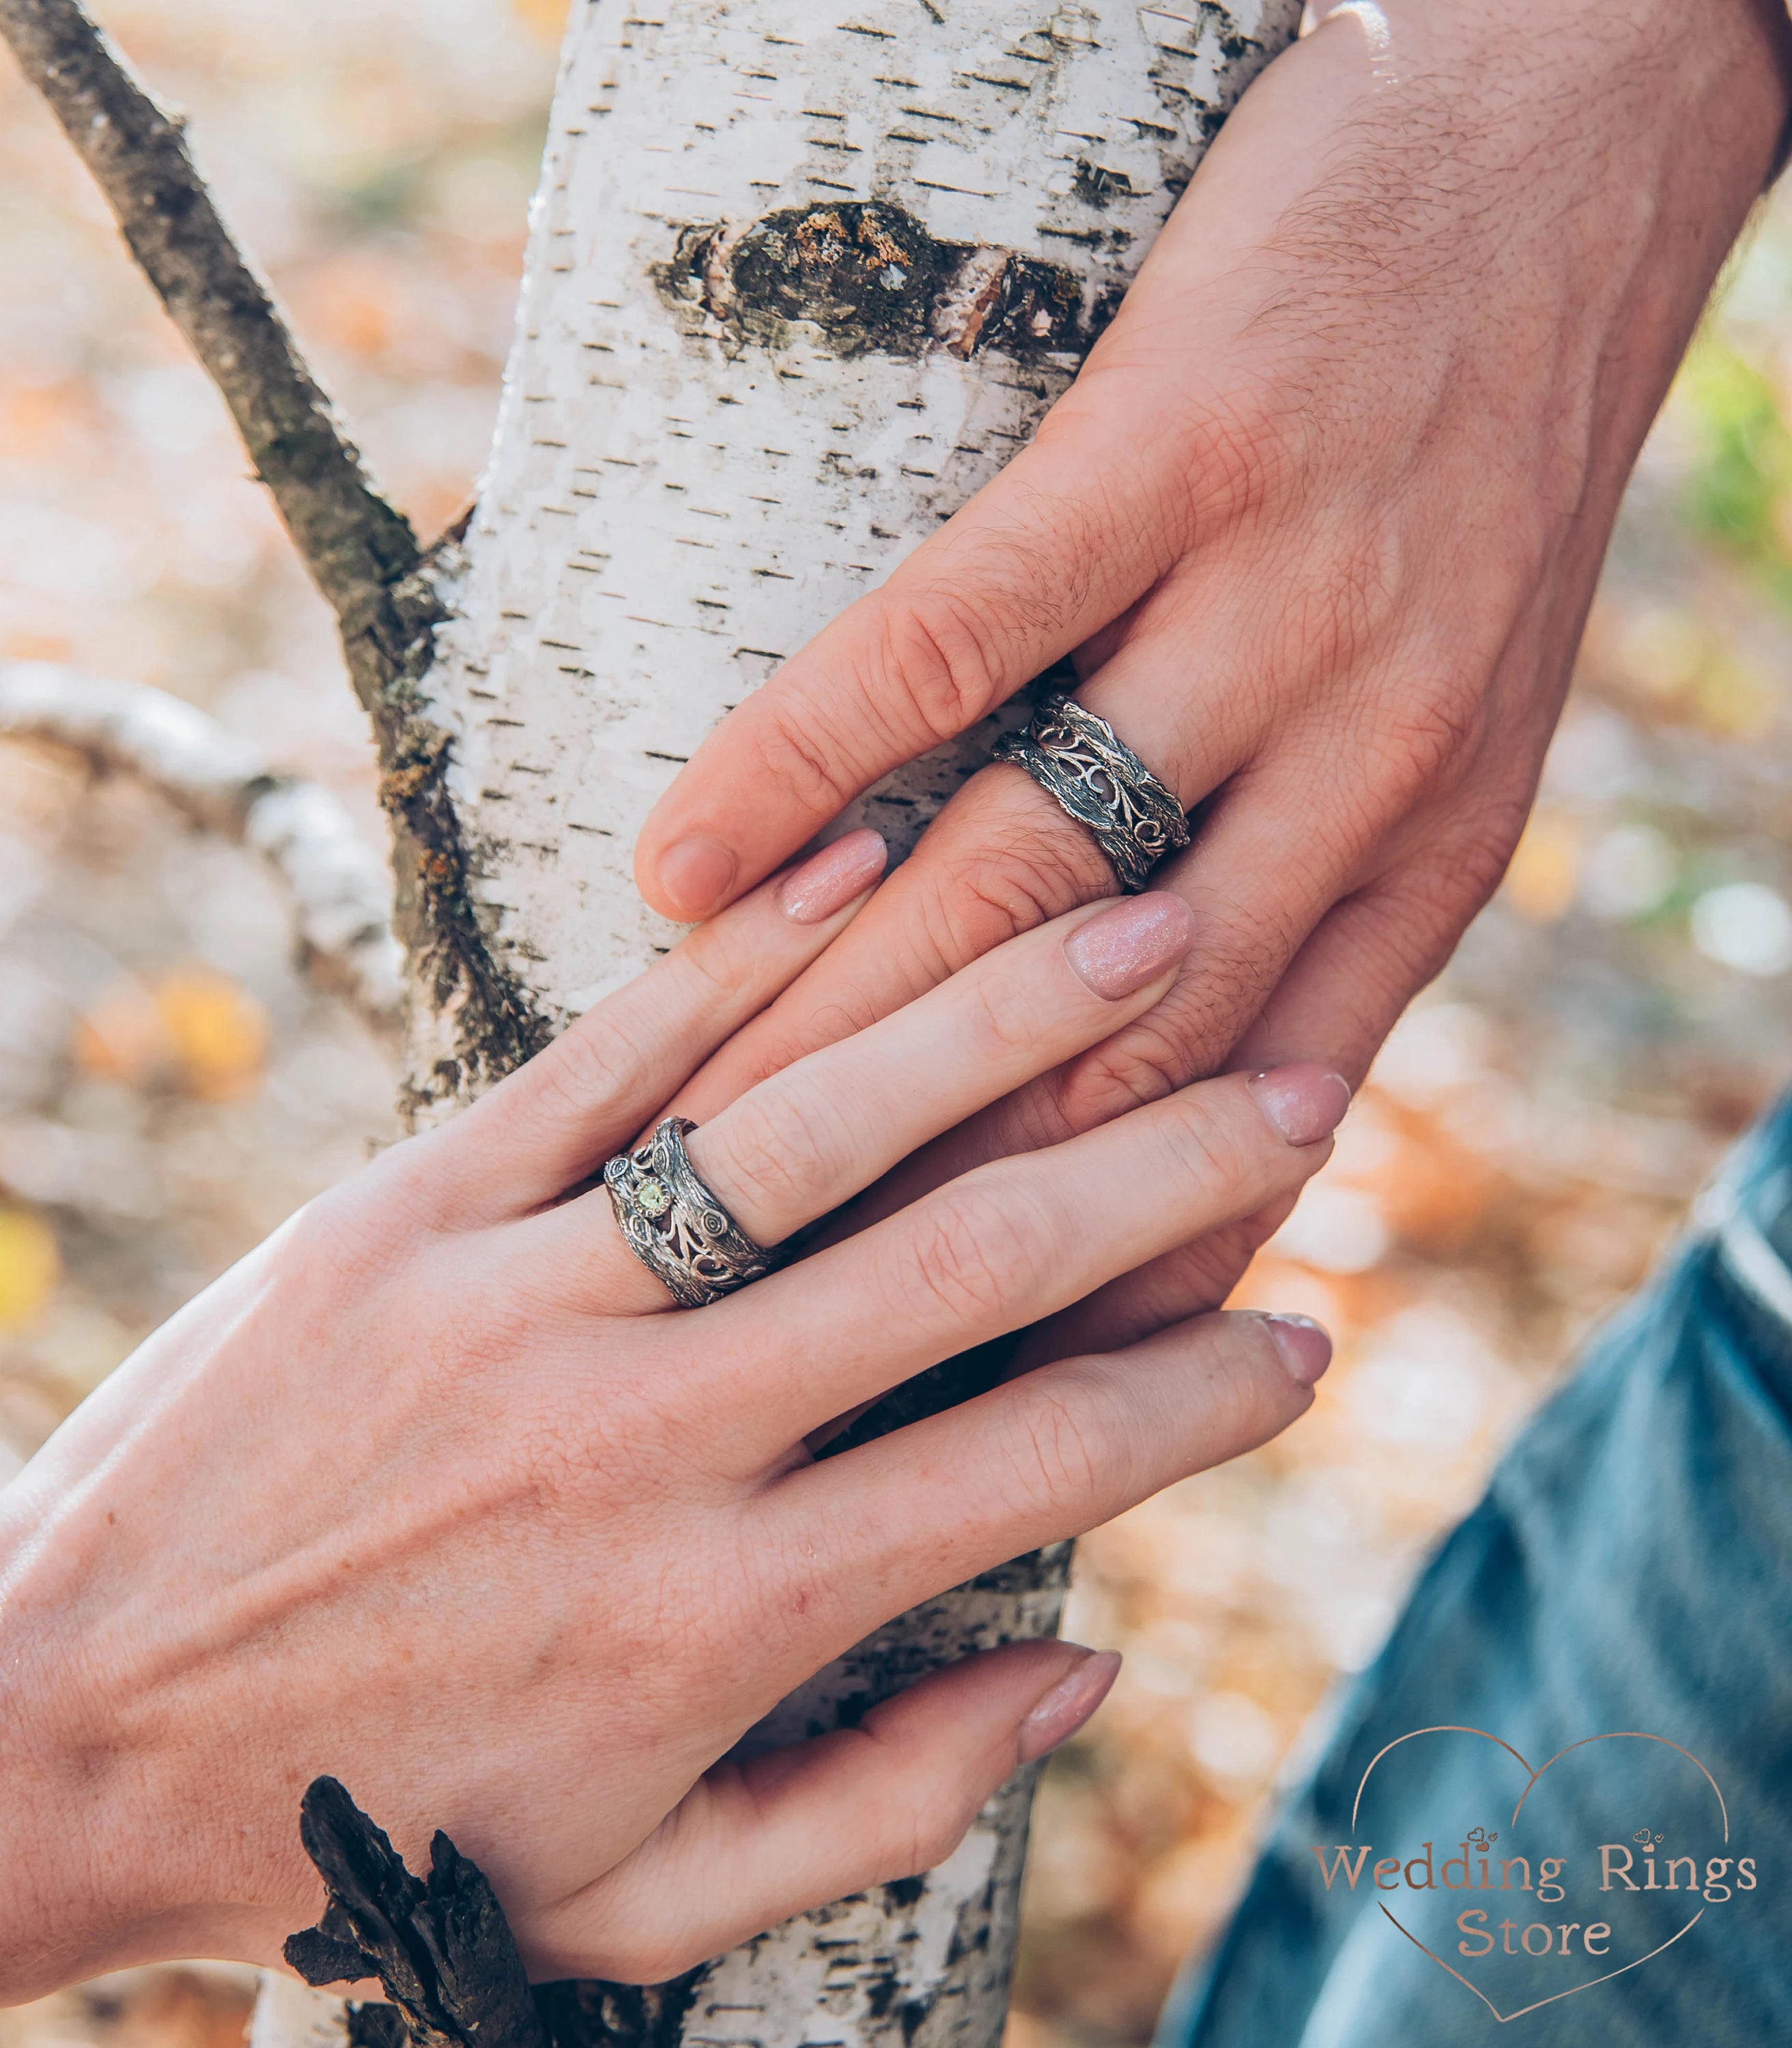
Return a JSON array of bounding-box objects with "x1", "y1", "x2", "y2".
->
[
  {"x1": 0, "y1": 662, "x2": 402, "y2": 1032},
  {"x1": 0, "y1": 0, "x2": 539, "y2": 1087},
  {"x1": 0, "y1": 0, "x2": 420, "y2": 634}
]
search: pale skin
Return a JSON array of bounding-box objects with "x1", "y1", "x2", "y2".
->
[
  {"x1": 8, "y1": 0, "x2": 1788, "y2": 2007},
  {"x1": 0, "y1": 834, "x2": 1347, "y2": 2003},
  {"x1": 636, "y1": 0, "x2": 1792, "y2": 1332}
]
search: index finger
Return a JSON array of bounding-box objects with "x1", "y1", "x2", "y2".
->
[{"x1": 631, "y1": 386, "x2": 1201, "y2": 921}]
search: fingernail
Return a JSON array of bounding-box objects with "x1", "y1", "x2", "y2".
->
[
  {"x1": 1247, "y1": 1062, "x2": 1351, "y2": 1146},
  {"x1": 1063, "y1": 894, "x2": 1197, "y2": 1001},
  {"x1": 657, "y1": 835, "x2": 739, "y2": 919},
  {"x1": 1262, "y1": 1312, "x2": 1333, "y2": 1387},
  {"x1": 1016, "y1": 1647, "x2": 1122, "y2": 1765},
  {"x1": 777, "y1": 829, "x2": 887, "y2": 924}
]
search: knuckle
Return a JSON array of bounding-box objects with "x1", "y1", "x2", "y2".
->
[
  {"x1": 1154, "y1": 1091, "x2": 1264, "y2": 1199},
  {"x1": 1121, "y1": 1221, "x2": 1268, "y2": 1337},
  {"x1": 758, "y1": 695, "x2": 867, "y2": 814},
  {"x1": 1359, "y1": 672, "x2": 1488, "y2": 807},
  {"x1": 1169, "y1": 389, "x2": 1305, "y2": 532},
  {"x1": 1275, "y1": 531, "x2": 1406, "y2": 686},
  {"x1": 1051, "y1": 1016, "x2": 1195, "y2": 1132},
  {"x1": 865, "y1": 588, "x2": 1011, "y2": 749},
  {"x1": 670, "y1": 913, "x2": 758, "y2": 1001},
  {"x1": 346, "y1": 1126, "x2": 458, "y2": 1229},
  {"x1": 529, "y1": 1008, "x2": 653, "y2": 1128},
  {"x1": 1449, "y1": 794, "x2": 1534, "y2": 907},
  {"x1": 1053, "y1": 901, "x2": 1311, "y2": 1133},
  {"x1": 962, "y1": 795, "x2": 1115, "y2": 913},
  {"x1": 957, "y1": 973, "x2": 1041, "y2": 1067},
  {"x1": 1199, "y1": 1315, "x2": 1298, "y2": 1447},
  {"x1": 909, "y1": 799, "x2": 1111, "y2": 977},
  {"x1": 1004, "y1": 1375, "x2": 1112, "y2": 1521},
  {"x1": 900, "y1": 1184, "x2": 1047, "y2": 1324},
  {"x1": 1348, "y1": 806, "x2": 1531, "y2": 1001},
  {"x1": 706, "y1": 1083, "x2": 846, "y2": 1223},
  {"x1": 902, "y1": 1793, "x2": 978, "y2": 1878},
  {"x1": 1186, "y1": 905, "x2": 1307, "y2": 1029},
  {"x1": 272, "y1": 1193, "x2": 386, "y2": 1308}
]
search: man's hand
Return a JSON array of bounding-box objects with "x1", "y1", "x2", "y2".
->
[{"x1": 634, "y1": 0, "x2": 1792, "y2": 1335}]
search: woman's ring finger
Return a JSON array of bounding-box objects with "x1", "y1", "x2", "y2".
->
[{"x1": 605, "y1": 1116, "x2": 781, "y2": 1308}]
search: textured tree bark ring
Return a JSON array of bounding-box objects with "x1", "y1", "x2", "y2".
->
[
  {"x1": 993, "y1": 692, "x2": 1193, "y2": 892},
  {"x1": 604, "y1": 1115, "x2": 782, "y2": 1306}
]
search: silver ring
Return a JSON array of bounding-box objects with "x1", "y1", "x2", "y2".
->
[
  {"x1": 992, "y1": 693, "x2": 1191, "y2": 892},
  {"x1": 603, "y1": 1116, "x2": 780, "y2": 1308}
]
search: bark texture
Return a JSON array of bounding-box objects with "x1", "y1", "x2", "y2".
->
[
  {"x1": 285, "y1": 1778, "x2": 549, "y2": 2048},
  {"x1": 5, "y1": 0, "x2": 1300, "y2": 2042},
  {"x1": 415, "y1": 0, "x2": 1300, "y2": 1099},
  {"x1": 394, "y1": 5, "x2": 1302, "y2": 2047}
]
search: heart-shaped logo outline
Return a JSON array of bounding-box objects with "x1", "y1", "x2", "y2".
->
[{"x1": 1349, "y1": 1725, "x2": 1729, "y2": 2024}]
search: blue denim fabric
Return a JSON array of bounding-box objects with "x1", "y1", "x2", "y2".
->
[{"x1": 1162, "y1": 1093, "x2": 1792, "y2": 2047}]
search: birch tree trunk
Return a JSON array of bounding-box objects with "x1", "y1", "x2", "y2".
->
[
  {"x1": 95, "y1": 0, "x2": 1296, "y2": 2041},
  {"x1": 323, "y1": 8, "x2": 1299, "y2": 2045}
]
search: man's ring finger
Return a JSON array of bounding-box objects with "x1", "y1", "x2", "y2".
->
[{"x1": 993, "y1": 692, "x2": 1192, "y2": 893}]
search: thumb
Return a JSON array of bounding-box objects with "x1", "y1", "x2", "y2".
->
[{"x1": 531, "y1": 1639, "x2": 1121, "y2": 1984}]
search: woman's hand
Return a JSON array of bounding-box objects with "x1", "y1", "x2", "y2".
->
[
  {"x1": 0, "y1": 831, "x2": 1346, "y2": 2002},
  {"x1": 629, "y1": 0, "x2": 1792, "y2": 1324}
]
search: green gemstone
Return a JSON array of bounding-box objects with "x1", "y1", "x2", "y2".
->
[{"x1": 636, "y1": 1176, "x2": 671, "y2": 1219}]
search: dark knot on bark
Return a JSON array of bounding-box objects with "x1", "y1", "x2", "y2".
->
[{"x1": 284, "y1": 1776, "x2": 550, "y2": 2048}]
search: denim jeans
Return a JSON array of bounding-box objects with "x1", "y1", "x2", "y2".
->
[{"x1": 1162, "y1": 1092, "x2": 1792, "y2": 2047}]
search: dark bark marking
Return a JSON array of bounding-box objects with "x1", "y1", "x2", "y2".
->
[
  {"x1": 374, "y1": 563, "x2": 556, "y2": 1115},
  {"x1": 655, "y1": 201, "x2": 1098, "y2": 361},
  {"x1": 1070, "y1": 159, "x2": 1135, "y2": 208},
  {"x1": 533, "y1": 1978, "x2": 702, "y2": 2048}
]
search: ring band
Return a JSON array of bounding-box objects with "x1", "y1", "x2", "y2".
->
[
  {"x1": 993, "y1": 693, "x2": 1191, "y2": 893},
  {"x1": 604, "y1": 1116, "x2": 780, "y2": 1308}
]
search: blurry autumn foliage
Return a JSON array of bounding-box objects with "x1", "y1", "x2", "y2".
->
[{"x1": 3, "y1": 9, "x2": 1792, "y2": 2048}]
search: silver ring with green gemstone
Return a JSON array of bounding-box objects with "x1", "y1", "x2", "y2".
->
[{"x1": 603, "y1": 1115, "x2": 781, "y2": 1308}]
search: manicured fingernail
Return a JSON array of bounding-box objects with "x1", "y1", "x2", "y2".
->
[
  {"x1": 1262, "y1": 1312, "x2": 1333, "y2": 1386},
  {"x1": 1063, "y1": 893, "x2": 1197, "y2": 1001},
  {"x1": 657, "y1": 835, "x2": 739, "y2": 918},
  {"x1": 1016, "y1": 1648, "x2": 1122, "y2": 1765},
  {"x1": 776, "y1": 829, "x2": 887, "y2": 924},
  {"x1": 1247, "y1": 1062, "x2": 1351, "y2": 1146}
]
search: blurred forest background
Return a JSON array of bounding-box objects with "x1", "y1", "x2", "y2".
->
[{"x1": 4, "y1": 5, "x2": 1792, "y2": 2048}]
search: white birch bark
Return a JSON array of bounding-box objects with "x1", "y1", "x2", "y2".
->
[{"x1": 257, "y1": 2, "x2": 1300, "y2": 2045}]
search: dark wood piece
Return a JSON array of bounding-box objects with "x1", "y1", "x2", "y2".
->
[{"x1": 285, "y1": 1776, "x2": 551, "y2": 2048}]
